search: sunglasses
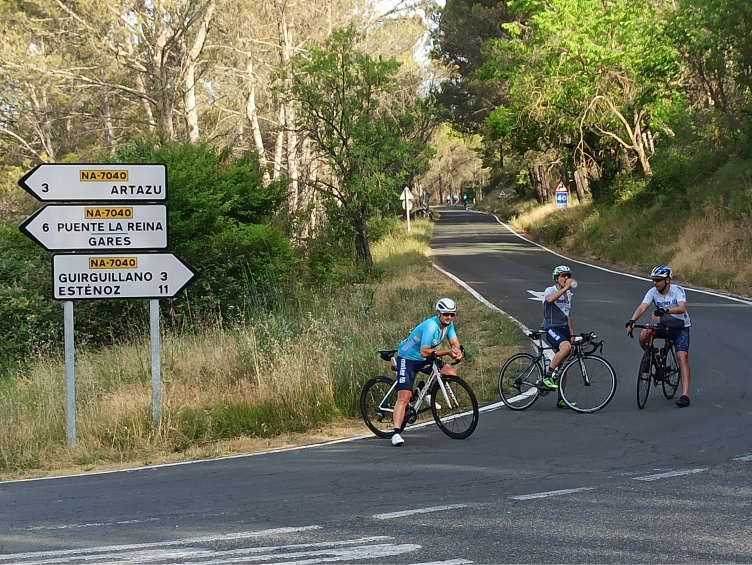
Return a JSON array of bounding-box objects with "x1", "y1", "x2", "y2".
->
[
  {"x1": 441, "y1": 312, "x2": 456, "y2": 318},
  {"x1": 559, "y1": 273, "x2": 572, "y2": 278},
  {"x1": 652, "y1": 277, "x2": 667, "y2": 283}
]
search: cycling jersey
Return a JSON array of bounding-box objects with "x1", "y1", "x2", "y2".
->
[
  {"x1": 641, "y1": 285, "x2": 691, "y2": 328},
  {"x1": 397, "y1": 316, "x2": 457, "y2": 361},
  {"x1": 541, "y1": 285, "x2": 572, "y2": 329}
]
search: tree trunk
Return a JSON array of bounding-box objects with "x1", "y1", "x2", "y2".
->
[
  {"x1": 354, "y1": 209, "x2": 373, "y2": 266},
  {"x1": 27, "y1": 84, "x2": 55, "y2": 161},
  {"x1": 152, "y1": 0, "x2": 175, "y2": 140},
  {"x1": 573, "y1": 165, "x2": 589, "y2": 201},
  {"x1": 182, "y1": 0, "x2": 216, "y2": 144},
  {"x1": 245, "y1": 56, "x2": 270, "y2": 185},
  {"x1": 273, "y1": 105, "x2": 285, "y2": 180},
  {"x1": 276, "y1": 2, "x2": 299, "y2": 211}
]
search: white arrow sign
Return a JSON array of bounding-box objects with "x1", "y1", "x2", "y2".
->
[
  {"x1": 19, "y1": 163, "x2": 167, "y2": 202},
  {"x1": 20, "y1": 205, "x2": 168, "y2": 251},
  {"x1": 399, "y1": 187, "x2": 414, "y2": 201},
  {"x1": 53, "y1": 253, "x2": 198, "y2": 300}
]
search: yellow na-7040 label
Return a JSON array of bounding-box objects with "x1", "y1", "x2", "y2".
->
[
  {"x1": 79, "y1": 170, "x2": 129, "y2": 182},
  {"x1": 84, "y1": 207, "x2": 134, "y2": 219},
  {"x1": 89, "y1": 257, "x2": 138, "y2": 269}
]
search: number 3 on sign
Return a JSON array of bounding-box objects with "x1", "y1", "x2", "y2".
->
[{"x1": 159, "y1": 271, "x2": 168, "y2": 294}]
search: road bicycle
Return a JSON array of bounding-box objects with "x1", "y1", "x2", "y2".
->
[
  {"x1": 498, "y1": 330, "x2": 617, "y2": 413},
  {"x1": 360, "y1": 348, "x2": 479, "y2": 439},
  {"x1": 627, "y1": 323, "x2": 680, "y2": 409}
]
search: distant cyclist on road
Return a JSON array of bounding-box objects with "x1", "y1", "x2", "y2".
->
[
  {"x1": 626, "y1": 266, "x2": 692, "y2": 407},
  {"x1": 391, "y1": 298, "x2": 463, "y2": 446},
  {"x1": 541, "y1": 265, "x2": 577, "y2": 408}
]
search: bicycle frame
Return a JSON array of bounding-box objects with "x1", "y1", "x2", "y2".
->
[{"x1": 378, "y1": 359, "x2": 451, "y2": 418}]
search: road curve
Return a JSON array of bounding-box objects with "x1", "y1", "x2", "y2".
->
[{"x1": 1, "y1": 206, "x2": 751, "y2": 562}]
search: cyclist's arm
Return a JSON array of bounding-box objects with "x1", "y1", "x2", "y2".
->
[
  {"x1": 568, "y1": 316, "x2": 575, "y2": 343},
  {"x1": 662, "y1": 301, "x2": 686, "y2": 315},
  {"x1": 627, "y1": 302, "x2": 650, "y2": 329},
  {"x1": 420, "y1": 340, "x2": 460, "y2": 359}
]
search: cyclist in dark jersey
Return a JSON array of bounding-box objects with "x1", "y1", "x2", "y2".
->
[{"x1": 541, "y1": 265, "x2": 576, "y2": 408}]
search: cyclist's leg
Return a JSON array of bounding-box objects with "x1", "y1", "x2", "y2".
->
[
  {"x1": 673, "y1": 328, "x2": 691, "y2": 401},
  {"x1": 638, "y1": 328, "x2": 655, "y2": 350},
  {"x1": 545, "y1": 327, "x2": 571, "y2": 371},
  {"x1": 392, "y1": 357, "x2": 417, "y2": 430}
]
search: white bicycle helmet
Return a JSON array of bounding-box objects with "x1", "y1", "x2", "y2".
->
[
  {"x1": 650, "y1": 265, "x2": 673, "y2": 279},
  {"x1": 435, "y1": 298, "x2": 457, "y2": 314},
  {"x1": 552, "y1": 265, "x2": 572, "y2": 280}
]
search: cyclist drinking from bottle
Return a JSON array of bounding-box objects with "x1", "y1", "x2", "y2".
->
[
  {"x1": 391, "y1": 298, "x2": 463, "y2": 446},
  {"x1": 626, "y1": 266, "x2": 692, "y2": 407},
  {"x1": 541, "y1": 265, "x2": 577, "y2": 408}
]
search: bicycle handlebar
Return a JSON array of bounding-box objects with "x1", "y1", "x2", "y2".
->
[
  {"x1": 626, "y1": 323, "x2": 659, "y2": 338},
  {"x1": 526, "y1": 329, "x2": 604, "y2": 354},
  {"x1": 378, "y1": 345, "x2": 466, "y2": 365}
]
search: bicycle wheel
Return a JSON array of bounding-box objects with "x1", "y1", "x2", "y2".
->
[
  {"x1": 360, "y1": 376, "x2": 403, "y2": 438},
  {"x1": 498, "y1": 353, "x2": 542, "y2": 411},
  {"x1": 636, "y1": 350, "x2": 652, "y2": 409},
  {"x1": 431, "y1": 376, "x2": 479, "y2": 439},
  {"x1": 662, "y1": 346, "x2": 680, "y2": 399},
  {"x1": 558, "y1": 354, "x2": 617, "y2": 413}
]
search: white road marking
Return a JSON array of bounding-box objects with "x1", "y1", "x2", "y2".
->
[
  {"x1": 0, "y1": 526, "x2": 323, "y2": 562},
  {"x1": 509, "y1": 487, "x2": 594, "y2": 501},
  {"x1": 373, "y1": 504, "x2": 471, "y2": 520},
  {"x1": 14, "y1": 517, "x2": 161, "y2": 531},
  {"x1": 733, "y1": 454, "x2": 752, "y2": 462},
  {"x1": 0, "y1": 535, "x2": 423, "y2": 565},
  {"x1": 410, "y1": 559, "x2": 472, "y2": 565},
  {"x1": 527, "y1": 290, "x2": 545, "y2": 301},
  {"x1": 632, "y1": 468, "x2": 708, "y2": 481},
  {"x1": 485, "y1": 212, "x2": 752, "y2": 305}
]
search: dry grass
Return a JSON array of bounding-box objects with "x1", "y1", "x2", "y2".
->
[
  {"x1": 0, "y1": 218, "x2": 522, "y2": 482},
  {"x1": 671, "y1": 208, "x2": 752, "y2": 295}
]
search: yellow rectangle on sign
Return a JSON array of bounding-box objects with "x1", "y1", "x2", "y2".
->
[
  {"x1": 79, "y1": 170, "x2": 129, "y2": 182},
  {"x1": 89, "y1": 257, "x2": 138, "y2": 269},
  {"x1": 84, "y1": 207, "x2": 134, "y2": 219}
]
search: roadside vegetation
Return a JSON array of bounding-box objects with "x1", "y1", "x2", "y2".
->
[
  {"x1": 0, "y1": 218, "x2": 520, "y2": 481},
  {"x1": 477, "y1": 153, "x2": 752, "y2": 298}
]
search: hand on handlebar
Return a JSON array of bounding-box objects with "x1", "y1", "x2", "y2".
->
[{"x1": 626, "y1": 319, "x2": 635, "y2": 337}]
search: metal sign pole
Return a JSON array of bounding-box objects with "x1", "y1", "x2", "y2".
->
[
  {"x1": 63, "y1": 301, "x2": 76, "y2": 447},
  {"x1": 150, "y1": 299, "x2": 161, "y2": 430}
]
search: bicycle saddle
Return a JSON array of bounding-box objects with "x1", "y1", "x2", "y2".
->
[{"x1": 379, "y1": 349, "x2": 398, "y2": 361}]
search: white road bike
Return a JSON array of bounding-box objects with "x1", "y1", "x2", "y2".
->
[{"x1": 360, "y1": 347, "x2": 479, "y2": 439}]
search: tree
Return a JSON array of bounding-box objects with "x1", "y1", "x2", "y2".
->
[
  {"x1": 288, "y1": 27, "x2": 433, "y2": 265},
  {"x1": 667, "y1": 0, "x2": 752, "y2": 137},
  {"x1": 483, "y1": 0, "x2": 681, "y2": 180}
]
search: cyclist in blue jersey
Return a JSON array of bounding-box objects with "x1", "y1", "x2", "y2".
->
[
  {"x1": 626, "y1": 266, "x2": 692, "y2": 407},
  {"x1": 541, "y1": 265, "x2": 576, "y2": 408},
  {"x1": 391, "y1": 298, "x2": 463, "y2": 446}
]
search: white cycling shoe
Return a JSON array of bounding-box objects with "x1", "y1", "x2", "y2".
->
[{"x1": 391, "y1": 432, "x2": 404, "y2": 446}]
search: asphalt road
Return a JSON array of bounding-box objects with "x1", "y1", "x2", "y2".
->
[{"x1": 1, "y1": 207, "x2": 751, "y2": 564}]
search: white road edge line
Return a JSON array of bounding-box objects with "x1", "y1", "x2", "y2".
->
[
  {"x1": 508, "y1": 487, "x2": 594, "y2": 501},
  {"x1": 733, "y1": 454, "x2": 752, "y2": 461},
  {"x1": 373, "y1": 504, "x2": 472, "y2": 520},
  {"x1": 632, "y1": 468, "x2": 708, "y2": 481},
  {"x1": 483, "y1": 211, "x2": 752, "y2": 305}
]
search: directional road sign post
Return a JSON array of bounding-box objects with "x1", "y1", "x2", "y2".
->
[
  {"x1": 20, "y1": 204, "x2": 168, "y2": 251},
  {"x1": 400, "y1": 186, "x2": 414, "y2": 233},
  {"x1": 19, "y1": 163, "x2": 167, "y2": 201},
  {"x1": 52, "y1": 253, "x2": 198, "y2": 300},
  {"x1": 18, "y1": 162, "x2": 195, "y2": 444}
]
